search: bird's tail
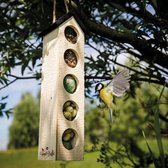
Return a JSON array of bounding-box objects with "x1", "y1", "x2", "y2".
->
[{"x1": 109, "y1": 107, "x2": 113, "y2": 124}]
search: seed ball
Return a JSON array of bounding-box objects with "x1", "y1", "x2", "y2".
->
[
  {"x1": 71, "y1": 62, "x2": 76, "y2": 67},
  {"x1": 64, "y1": 50, "x2": 77, "y2": 68},
  {"x1": 66, "y1": 106, "x2": 74, "y2": 113},
  {"x1": 63, "y1": 132, "x2": 71, "y2": 142},
  {"x1": 64, "y1": 101, "x2": 71, "y2": 108},
  {"x1": 64, "y1": 27, "x2": 77, "y2": 44},
  {"x1": 72, "y1": 109, "x2": 77, "y2": 118},
  {"x1": 63, "y1": 111, "x2": 71, "y2": 120},
  {"x1": 71, "y1": 103, "x2": 76, "y2": 108},
  {"x1": 63, "y1": 75, "x2": 77, "y2": 94}
]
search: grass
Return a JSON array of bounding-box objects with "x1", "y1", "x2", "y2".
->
[
  {"x1": 0, "y1": 139, "x2": 167, "y2": 168},
  {"x1": 0, "y1": 148, "x2": 104, "y2": 168},
  {"x1": 138, "y1": 138, "x2": 168, "y2": 156}
]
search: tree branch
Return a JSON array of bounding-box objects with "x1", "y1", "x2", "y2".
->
[
  {"x1": 125, "y1": 6, "x2": 168, "y2": 29},
  {"x1": 0, "y1": 79, "x2": 17, "y2": 91},
  {"x1": 85, "y1": 75, "x2": 168, "y2": 87},
  {"x1": 0, "y1": 74, "x2": 37, "y2": 91},
  {"x1": 73, "y1": 9, "x2": 168, "y2": 69},
  {"x1": 87, "y1": 41, "x2": 167, "y2": 84},
  {"x1": 7, "y1": 74, "x2": 36, "y2": 80},
  {"x1": 159, "y1": 113, "x2": 168, "y2": 123}
]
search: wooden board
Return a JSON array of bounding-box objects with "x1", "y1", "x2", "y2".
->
[{"x1": 38, "y1": 16, "x2": 84, "y2": 160}]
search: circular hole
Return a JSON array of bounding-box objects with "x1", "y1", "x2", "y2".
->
[
  {"x1": 63, "y1": 100, "x2": 78, "y2": 121},
  {"x1": 63, "y1": 74, "x2": 78, "y2": 94},
  {"x1": 64, "y1": 26, "x2": 78, "y2": 44},
  {"x1": 62, "y1": 128, "x2": 78, "y2": 150},
  {"x1": 64, "y1": 49, "x2": 78, "y2": 68}
]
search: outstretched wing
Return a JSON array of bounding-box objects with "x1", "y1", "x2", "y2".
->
[{"x1": 108, "y1": 69, "x2": 130, "y2": 97}]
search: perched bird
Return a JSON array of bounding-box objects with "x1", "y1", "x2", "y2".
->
[{"x1": 95, "y1": 69, "x2": 130, "y2": 123}]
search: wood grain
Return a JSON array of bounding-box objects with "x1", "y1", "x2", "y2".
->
[{"x1": 38, "y1": 16, "x2": 84, "y2": 160}]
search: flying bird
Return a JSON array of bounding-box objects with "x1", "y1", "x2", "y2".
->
[{"x1": 95, "y1": 69, "x2": 131, "y2": 123}]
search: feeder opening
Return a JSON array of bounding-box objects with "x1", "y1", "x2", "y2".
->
[
  {"x1": 64, "y1": 26, "x2": 78, "y2": 44},
  {"x1": 63, "y1": 100, "x2": 78, "y2": 121},
  {"x1": 64, "y1": 49, "x2": 78, "y2": 68},
  {"x1": 63, "y1": 74, "x2": 78, "y2": 94},
  {"x1": 62, "y1": 128, "x2": 78, "y2": 150}
]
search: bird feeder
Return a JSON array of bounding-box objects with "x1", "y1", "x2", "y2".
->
[{"x1": 38, "y1": 13, "x2": 84, "y2": 160}]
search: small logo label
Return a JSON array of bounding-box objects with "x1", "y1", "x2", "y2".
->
[{"x1": 40, "y1": 147, "x2": 55, "y2": 157}]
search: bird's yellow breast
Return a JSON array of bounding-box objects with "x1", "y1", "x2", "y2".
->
[{"x1": 99, "y1": 87, "x2": 113, "y2": 107}]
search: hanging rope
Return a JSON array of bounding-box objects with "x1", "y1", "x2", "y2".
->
[
  {"x1": 64, "y1": 0, "x2": 78, "y2": 13},
  {"x1": 53, "y1": 0, "x2": 56, "y2": 23},
  {"x1": 64, "y1": 0, "x2": 69, "y2": 13}
]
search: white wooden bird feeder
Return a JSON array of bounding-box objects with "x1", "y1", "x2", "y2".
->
[{"x1": 38, "y1": 13, "x2": 84, "y2": 160}]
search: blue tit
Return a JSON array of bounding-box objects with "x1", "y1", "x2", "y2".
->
[{"x1": 95, "y1": 69, "x2": 130, "y2": 123}]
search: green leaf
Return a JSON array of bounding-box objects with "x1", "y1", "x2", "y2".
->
[
  {"x1": 116, "y1": 24, "x2": 130, "y2": 33},
  {"x1": 142, "y1": 130, "x2": 158, "y2": 167},
  {"x1": 153, "y1": 86, "x2": 165, "y2": 168},
  {"x1": 0, "y1": 76, "x2": 9, "y2": 85},
  {"x1": 1, "y1": 95, "x2": 8, "y2": 101},
  {"x1": 143, "y1": 0, "x2": 146, "y2": 12},
  {"x1": 110, "y1": 2, "x2": 126, "y2": 12},
  {"x1": 0, "y1": 103, "x2": 7, "y2": 110},
  {"x1": 21, "y1": 61, "x2": 29, "y2": 75},
  {"x1": 32, "y1": 58, "x2": 36, "y2": 68},
  {"x1": 0, "y1": 111, "x2": 3, "y2": 117},
  {"x1": 151, "y1": 0, "x2": 157, "y2": 8},
  {"x1": 5, "y1": 110, "x2": 12, "y2": 119}
]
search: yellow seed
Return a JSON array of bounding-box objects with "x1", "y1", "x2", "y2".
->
[
  {"x1": 63, "y1": 132, "x2": 71, "y2": 142},
  {"x1": 63, "y1": 111, "x2": 71, "y2": 120},
  {"x1": 66, "y1": 106, "x2": 74, "y2": 113},
  {"x1": 72, "y1": 109, "x2": 77, "y2": 118},
  {"x1": 71, "y1": 102, "x2": 76, "y2": 108},
  {"x1": 64, "y1": 101, "x2": 71, "y2": 108}
]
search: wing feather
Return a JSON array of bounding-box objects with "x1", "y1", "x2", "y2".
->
[{"x1": 108, "y1": 69, "x2": 130, "y2": 97}]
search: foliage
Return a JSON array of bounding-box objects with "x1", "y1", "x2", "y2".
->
[
  {"x1": 0, "y1": 0, "x2": 52, "y2": 80},
  {"x1": 0, "y1": 0, "x2": 167, "y2": 93},
  {"x1": 0, "y1": 96, "x2": 12, "y2": 118},
  {"x1": 152, "y1": 86, "x2": 166, "y2": 167},
  {"x1": 97, "y1": 140, "x2": 168, "y2": 168},
  {"x1": 8, "y1": 93, "x2": 39, "y2": 149},
  {"x1": 85, "y1": 83, "x2": 168, "y2": 167},
  {"x1": 82, "y1": 0, "x2": 168, "y2": 94}
]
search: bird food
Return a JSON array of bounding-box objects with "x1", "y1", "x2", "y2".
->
[
  {"x1": 63, "y1": 100, "x2": 78, "y2": 121},
  {"x1": 64, "y1": 49, "x2": 77, "y2": 68},
  {"x1": 63, "y1": 74, "x2": 77, "y2": 94},
  {"x1": 64, "y1": 26, "x2": 77, "y2": 44},
  {"x1": 62, "y1": 128, "x2": 77, "y2": 150}
]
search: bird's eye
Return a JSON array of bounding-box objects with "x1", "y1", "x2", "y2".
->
[{"x1": 96, "y1": 84, "x2": 102, "y2": 91}]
